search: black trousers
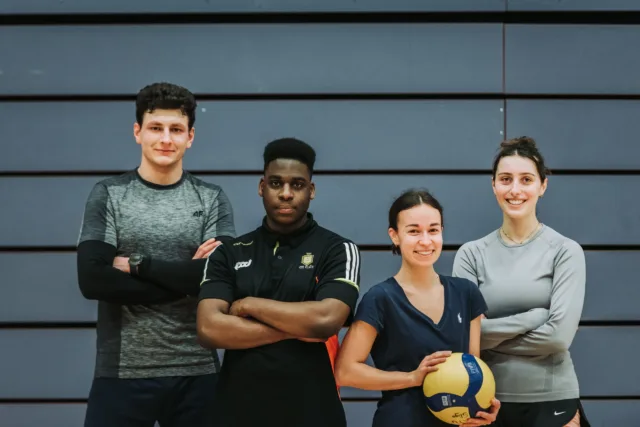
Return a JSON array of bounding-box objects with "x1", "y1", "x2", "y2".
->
[{"x1": 84, "y1": 373, "x2": 218, "y2": 427}]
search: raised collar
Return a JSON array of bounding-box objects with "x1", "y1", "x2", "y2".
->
[{"x1": 260, "y1": 213, "x2": 317, "y2": 248}]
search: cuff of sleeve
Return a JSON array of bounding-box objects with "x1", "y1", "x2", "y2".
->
[
  {"x1": 352, "y1": 316, "x2": 382, "y2": 333},
  {"x1": 471, "y1": 305, "x2": 488, "y2": 320},
  {"x1": 136, "y1": 256, "x2": 152, "y2": 278},
  {"x1": 198, "y1": 282, "x2": 234, "y2": 304},
  {"x1": 316, "y1": 281, "x2": 359, "y2": 325},
  {"x1": 317, "y1": 281, "x2": 359, "y2": 304}
]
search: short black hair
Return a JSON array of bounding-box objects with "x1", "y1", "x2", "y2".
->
[
  {"x1": 135, "y1": 82, "x2": 197, "y2": 129},
  {"x1": 388, "y1": 189, "x2": 444, "y2": 255},
  {"x1": 263, "y1": 138, "x2": 316, "y2": 176}
]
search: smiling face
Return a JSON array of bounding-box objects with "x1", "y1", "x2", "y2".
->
[
  {"x1": 259, "y1": 158, "x2": 315, "y2": 233},
  {"x1": 388, "y1": 203, "x2": 443, "y2": 269},
  {"x1": 492, "y1": 155, "x2": 547, "y2": 221},
  {"x1": 133, "y1": 108, "x2": 194, "y2": 171}
]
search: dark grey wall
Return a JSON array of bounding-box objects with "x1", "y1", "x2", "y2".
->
[{"x1": 1, "y1": 2, "x2": 639, "y2": 426}]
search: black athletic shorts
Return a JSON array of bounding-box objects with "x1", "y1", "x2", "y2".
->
[{"x1": 491, "y1": 399, "x2": 591, "y2": 427}]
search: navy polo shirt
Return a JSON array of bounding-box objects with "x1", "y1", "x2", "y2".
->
[{"x1": 354, "y1": 275, "x2": 487, "y2": 427}]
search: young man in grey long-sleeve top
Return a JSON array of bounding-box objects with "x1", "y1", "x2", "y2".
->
[
  {"x1": 453, "y1": 136, "x2": 590, "y2": 427},
  {"x1": 77, "y1": 83, "x2": 236, "y2": 427}
]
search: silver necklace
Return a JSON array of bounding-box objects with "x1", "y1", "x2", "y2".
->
[{"x1": 501, "y1": 222, "x2": 541, "y2": 245}]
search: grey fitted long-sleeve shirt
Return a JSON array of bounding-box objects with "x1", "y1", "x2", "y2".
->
[{"x1": 452, "y1": 225, "x2": 586, "y2": 403}]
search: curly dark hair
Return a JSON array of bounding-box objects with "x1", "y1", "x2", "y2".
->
[{"x1": 135, "y1": 82, "x2": 197, "y2": 129}]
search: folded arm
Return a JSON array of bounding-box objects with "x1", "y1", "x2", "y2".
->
[
  {"x1": 197, "y1": 244, "x2": 294, "y2": 349},
  {"x1": 77, "y1": 240, "x2": 183, "y2": 305},
  {"x1": 115, "y1": 236, "x2": 234, "y2": 297},
  {"x1": 481, "y1": 308, "x2": 549, "y2": 350},
  {"x1": 231, "y1": 297, "x2": 351, "y2": 340},
  {"x1": 233, "y1": 241, "x2": 361, "y2": 339},
  {"x1": 492, "y1": 241, "x2": 586, "y2": 357},
  {"x1": 453, "y1": 245, "x2": 553, "y2": 352},
  {"x1": 197, "y1": 298, "x2": 290, "y2": 350}
]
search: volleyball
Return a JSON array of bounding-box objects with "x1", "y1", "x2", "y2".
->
[{"x1": 422, "y1": 353, "x2": 496, "y2": 425}]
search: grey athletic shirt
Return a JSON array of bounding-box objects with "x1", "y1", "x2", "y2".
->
[
  {"x1": 78, "y1": 170, "x2": 236, "y2": 379},
  {"x1": 452, "y1": 225, "x2": 586, "y2": 403}
]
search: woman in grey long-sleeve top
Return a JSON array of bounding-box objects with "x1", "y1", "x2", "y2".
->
[{"x1": 452, "y1": 137, "x2": 590, "y2": 427}]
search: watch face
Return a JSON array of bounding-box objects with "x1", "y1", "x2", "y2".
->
[{"x1": 130, "y1": 254, "x2": 143, "y2": 265}]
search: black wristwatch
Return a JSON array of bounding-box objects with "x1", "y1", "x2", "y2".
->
[{"x1": 129, "y1": 253, "x2": 144, "y2": 276}]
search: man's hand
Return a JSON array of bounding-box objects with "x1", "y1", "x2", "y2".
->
[
  {"x1": 228, "y1": 298, "x2": 328, "y2": 343},
  {"x1": 229, "y1": 297, "x2": 256, "y2": 318},
  {"x1": 111, "y1": 238, "x2": 220, "y2": 276},
  {"x1": 193, "y1": 238, "x2": 222, "y2": 259},
  {"x1": 113, "y1": 256, "x2": 130, "y2": 273}
]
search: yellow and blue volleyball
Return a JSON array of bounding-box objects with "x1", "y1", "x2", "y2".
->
[{"x1": 422, "y1": 353, "x2": 496, "y2": 425}]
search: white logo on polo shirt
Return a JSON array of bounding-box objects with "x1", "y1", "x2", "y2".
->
[{"x1": 234, "y1": 259, "x2": 252, "y2": 270}]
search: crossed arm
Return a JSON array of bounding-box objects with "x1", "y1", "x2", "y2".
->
[
  {"x1": 77, "y1": 240, "x2": 184, "y2": 305},
  {"x1": 77, "y1": 238, "x2": 228, "y2": 304},
  {"x1": 453, "y1": 242, "x2": 585, "y2": 357},
  {"x1": 196, "y1": 241, "x2": 360, "y2": 350},
  {"x1": 111, "y1": 238, "x2": 229, "y2": 297},
  {"x1": 196, "y1": 297, "x2": 351, "y2": 350},
  {"x1": 479, "y1": 309, "x2": 550, "y2": 350},
  {"x1": 451, "y1": 247, "x2": 548, "y2": 350},
  {"x1": 490, "y1": 243, "x2": 586, "y2": 357}
]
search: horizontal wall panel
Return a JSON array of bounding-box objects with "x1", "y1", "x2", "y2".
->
[
  {"x1": 1, "y1": 0, "x2": 506, "y2": 14},
  {"x1": 507, "y1": 0, "x2": 640, "y2": 11},
  {"x1": 344, "y1": 400, "x2": 640, "y2": 427},
  {"x1": 2, "y1": 175, "x2": 639, "y2": 247},
  {"x1": 0, "y1": 404, "x2": 86, "y2": 427},
  {"x1": 0, "y1": 329, "x2": 96, "y2": 398},
  {"x1": 1, "y1": 327, "x2": 636, "y2": 398},
  {"x1": 505, "y1": 25, "x2": 640, "y2": 94},
  {"x1": 0, "y1": 100, "x2": 503, "y2": 172},
  {"x1": 345, "y1": 402, "x2": 377, "y2": 427},
  {"x1": 569, "y1": 327, "x2": 640, "y2": 396},
  {"x1": 0, "y1": 253, "x2": 95, "y2": 322},
  {"x1": 581, "y1": 400, "x2": 640, "y2": 427},
  {"x1": 3, "y1": 250, "x2": 636, "y2": 323},
  {"x1": 0, "y1": 24, "x2": 502, "y2": 96},
  {"x1": 506, "y1": 100, "x2": 640, "y2": 170},
  {"x1": 580, "y1": 251, "x2": 640, "y2": 321}
]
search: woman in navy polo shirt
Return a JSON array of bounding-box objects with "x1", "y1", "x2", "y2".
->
[{"x1": 335, "y1": 189, "x2": 500, "y2": 427}]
